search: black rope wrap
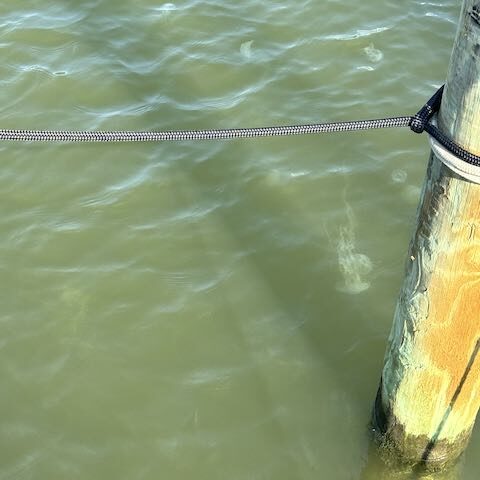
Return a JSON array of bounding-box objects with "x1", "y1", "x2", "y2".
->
[
  {"x1": 409, "y1": 85, "x2": 480, "y2": 167},
  {"x1": 424, "y1": 123, "x2": 480, "y2": 167},
  {"x1": 1, "y1": 85, "x2": 480, "y2": 169}
]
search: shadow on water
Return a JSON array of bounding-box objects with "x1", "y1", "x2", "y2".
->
[{"x1": 181, "y1": 129, "x2": 390, "y2": 414}]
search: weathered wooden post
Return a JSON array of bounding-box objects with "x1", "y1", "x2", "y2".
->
[{"x1": 373, "y1": 0, "x2": 480, "y2": 470}]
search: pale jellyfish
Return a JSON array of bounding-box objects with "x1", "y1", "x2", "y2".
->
[
  {"x1": 391, "y1": 169, "x2": 408, "y2": 184},
  {"x1": 152, "y1": 3, "x2": 177, "y2": 20},
  {"x1": 240, "y1": 40, "x2": 254, "y2": 59},
  {"x1": 336, "y1": 202, "x2": 373, "y2": 294},
  {"x1": 364, "y1": 43, "x2": 383, "y2": 63}
]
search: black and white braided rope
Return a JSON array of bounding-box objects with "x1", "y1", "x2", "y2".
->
[
  {"x1": 2, "y1": 86, "x2": 480, "y2": 175},
  {"x1": 0, "y1": 117, "x2": 411, "y2": 143}
]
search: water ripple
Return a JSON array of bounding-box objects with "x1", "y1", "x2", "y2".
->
[{"x1": 321, "y1": 25, "x2": 391, "y2": 42}]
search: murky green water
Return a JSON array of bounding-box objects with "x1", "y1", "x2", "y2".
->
[{"x1": 0, "y1": 1, "x2": 477, "y2": 479}]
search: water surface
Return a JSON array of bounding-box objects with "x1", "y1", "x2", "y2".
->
[{"x1": 0, "y1": 1, "x2": 477, "y2": 479}]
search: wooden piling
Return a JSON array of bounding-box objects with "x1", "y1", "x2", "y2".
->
[{"x1": 374, "y1": 0, "x2": 480, "y2": 469}]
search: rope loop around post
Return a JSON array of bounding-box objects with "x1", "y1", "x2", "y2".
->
[{"x1": 410, "y1": 84, "x2": 480, "y2": 181}]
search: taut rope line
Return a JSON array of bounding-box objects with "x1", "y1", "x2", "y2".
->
[{"x1": 2, "y1": 85, "x2": 480, "y2": 171}]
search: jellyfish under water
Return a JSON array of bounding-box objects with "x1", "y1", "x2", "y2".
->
[{"x1": 336, "y1": 202, "x2": 373, "y2": 295}]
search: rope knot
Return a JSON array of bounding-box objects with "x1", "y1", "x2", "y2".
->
[
  {"x1": 409, "y1": 114, "x2": 426, "y2": 134},
  {"x1": 410, "y1": 85, "x2": 444, "y2": 134}
]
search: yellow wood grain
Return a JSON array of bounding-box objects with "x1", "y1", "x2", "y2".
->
[{"x1": 377, "y1": 0, "x2": 480, "y2": 466}]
